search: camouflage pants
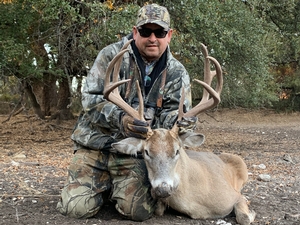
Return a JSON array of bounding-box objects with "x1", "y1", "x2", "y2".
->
[{"x1": 56, "y1": 148, "x2": 157, "y2": 221}]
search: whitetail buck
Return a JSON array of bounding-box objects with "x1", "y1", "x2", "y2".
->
[{"x1": 104, "y1": 40, "x2": 256, "y2": 225}]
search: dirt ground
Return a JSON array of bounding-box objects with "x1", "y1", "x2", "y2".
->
[{"x1": 0, "y1": 109, "x2": 299, "y2": 225}]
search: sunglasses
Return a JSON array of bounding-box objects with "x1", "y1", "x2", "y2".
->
[{"x1": 138, "y1": 27, "x2": 169, "y2": 38}]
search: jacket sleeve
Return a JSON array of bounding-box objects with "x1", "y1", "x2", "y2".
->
[
  {"x1": 71, "y1": 42, "x2": 127, "y2": 151},
  {"x1": 81, "y1": 43, "x2": 125, "y2": 130}
]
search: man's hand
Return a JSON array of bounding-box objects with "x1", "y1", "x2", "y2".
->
[
  {"x1": 177, "y1": 116, "x2": 197, "y2": 134},
  {"x1": 121, "y1": 114, "x2": 151, "y2": 139}
]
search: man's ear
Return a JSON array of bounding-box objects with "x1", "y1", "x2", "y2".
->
[
  {"x1": 132, "y1": 26, "x2": 138, "y2": 40},
  {"x1": 111, "y1": 137, "x2": 144, "y2": 156},
  {"x1": 167, "y1": 28, "x2": 173, "y2": 43}
]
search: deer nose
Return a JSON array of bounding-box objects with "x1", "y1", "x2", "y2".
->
[{"x1": 153, "y1": 182, "x2": 172, "y2": 198}]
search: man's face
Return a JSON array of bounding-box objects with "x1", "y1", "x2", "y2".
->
[{"x1": 133, "y1": 23, "x2": 173, "y2": 62}]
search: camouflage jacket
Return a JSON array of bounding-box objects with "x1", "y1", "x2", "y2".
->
[{"x1": 71, "y1": 34, "x2": 192, "y2": 151}]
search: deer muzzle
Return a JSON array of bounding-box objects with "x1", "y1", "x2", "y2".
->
[{"x1": 151, "y1": 182, "x2": 173, "y2": 199}]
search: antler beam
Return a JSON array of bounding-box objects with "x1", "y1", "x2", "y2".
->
[
  {"x1": 103, "y1": 40, "x2": 145, "y2": 121},
  {"x1": 179, "y1": 44, "x2": 223, "y2": 119}
]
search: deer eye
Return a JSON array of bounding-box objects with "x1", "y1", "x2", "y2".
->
[
  {"x1": 175, "y1": 149, "x2": 180, "y2": 156},
  {"x1": 144, "y1": 149, "x2": 150, "y2": 157}
]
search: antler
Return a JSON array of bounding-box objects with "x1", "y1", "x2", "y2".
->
[
  {"x1": 103, "y1": 40, "x2": 145, "y2": 121},
  {"x1": 104, "y1": 41, "x2": 222, "y2": 133},
  {"x1": 178, "y1": 43, "x2": 223, "y2": 120}
]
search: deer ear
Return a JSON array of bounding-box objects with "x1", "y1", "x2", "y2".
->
[
  {"x1": 111, "y1": 137, "x2": 144, "y2": 156},
  {"x1": 179, "y1": 132, "x2": 205, "y2": 147}
]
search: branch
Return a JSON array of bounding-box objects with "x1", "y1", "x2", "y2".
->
[{"x1": 2, "y1": 86, "x2": 25, "y2": 123}]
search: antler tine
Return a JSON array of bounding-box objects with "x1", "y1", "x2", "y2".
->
[
  {"x1": 104, "y1": 40, "x2": 133, "y2": 98},
  {"x1": 177, "y1": 88, "x2": 185, "y2": 121},
  {"x1": 171, "y1": 87, "x2": 185, "y2": 134},
  {"x1": 201, "y1": 43, "x2": 216, "y2": 101},
  {"x1": 135, "y1": 80, "x2": 144, "y2": 120},
  {"x1": 103, "y1": 40, "x2": 145, "y2": 121},
  {"x1": 104, "y1": 49, "x2": 131, "y2": 98},
  {"x1": 206, "y1": 56, "x2": 223, "y2": 95},
  {"x1": 182, "y1": 45, "x2": 223, "y2": 118}
]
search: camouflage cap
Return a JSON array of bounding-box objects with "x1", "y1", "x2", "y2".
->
[{"x1": 136, "y1": 4, "x2": 170, "y2": 30}]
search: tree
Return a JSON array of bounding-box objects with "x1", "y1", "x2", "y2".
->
[
  {"x1": 250, "y1": 0, "x2": 300, "y2": 110},
  {"x1": 0, "y1": 0, "x2": 48, "y2": 118},
  {"x1": 1, "y1": 0, "x2": 299, "y2": 119},
  {"x1": 0, "y1": 0, "x2": 141, "y2": 120}
]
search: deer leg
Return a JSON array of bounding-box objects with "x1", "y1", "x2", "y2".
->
[{"x1": 234, "y1": 195, "x2": 256, "y2": 225}]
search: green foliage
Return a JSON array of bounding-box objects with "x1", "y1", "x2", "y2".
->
[
  {"x1": 251, "y1": 0, "x2": 300, "y2": 63},
  {"x1": 28, "y1": 0, "x2": 139, "y2": 71},
  {"x1": 0, "y1": 1, "x2": 35, "y2": 78},
  {"x1": 163, "y1": 0, "x2": 279, "y2": 108},
  {"x1": 252, "y1": 0, "x2": 300, "y2": 110}
]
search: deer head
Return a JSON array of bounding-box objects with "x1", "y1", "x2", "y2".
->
[{"x1": 104, "y1": 41, "x2": 223, "y2": 198}]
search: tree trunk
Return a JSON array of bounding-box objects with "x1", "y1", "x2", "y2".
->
[
  {"x1": 51, "y1": 76, "x2": 74, "y2": 120},
  {"x1": 42, "y1": 73, "x2": 57, "y2": 116},
  {"x1": 24, "y1": 81, "x2": 44, "y2": 119}
]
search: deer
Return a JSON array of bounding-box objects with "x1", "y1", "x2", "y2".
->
[{"x1": 103, "y1": 40, "x2": 256, "y2": 225}]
